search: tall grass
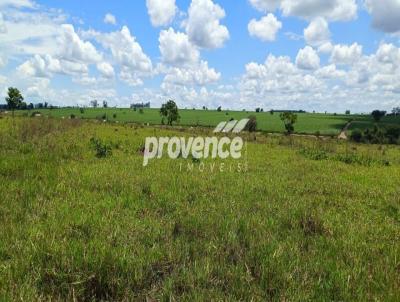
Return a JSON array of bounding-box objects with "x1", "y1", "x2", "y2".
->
[{"x1": 0, "y1": 117, "x2": 399, "y2": 301}]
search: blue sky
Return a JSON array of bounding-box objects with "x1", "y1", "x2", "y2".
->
[{"x1": 0, "y1": 0, "x2": 400, "y2": 112}]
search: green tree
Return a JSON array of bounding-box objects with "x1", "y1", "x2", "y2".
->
[
  {"x1": 160, "y1": 100, "x2": 180, "y2": 126},
  {"x1": 5, "y1": 87, "x2": 24, "y2": 117},
  {"x1": 280, "y1": 112, "x2": 298, "y2": 134},
  {"x1": 371, "y1": 110, "x2": 386, "y2": 122}
]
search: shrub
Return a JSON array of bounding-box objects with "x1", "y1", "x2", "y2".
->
[
  {"x1": 245, "y1": 115, "x2": 257, "y2": 132},
  {"x1": 90, "y1": 137, "x2": 112, "y2": 158},
  {"x1": 299, "y1": 148, "x2": 328, "y2": 161},
  {"x1": 386, "y1": 126, "x2": 400, "y2": 144},
  {"x1": 350, "y1": 129, "x2": 363, "y2": 142}
]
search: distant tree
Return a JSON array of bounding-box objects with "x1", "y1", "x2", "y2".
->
[
  {"x1": 345, "y1": 110, "x2": 351, "y2": 115},
  {"x1": 5, "y1": 87, "x2": 24, "y2": 117},
  {"x1": 371, "y1": 110, "x2": 386, "y2": 122},
  {"x1": 280, "y1": 112, "x2": 298, "y2": 134},
  {"x1": 392, "y1": 107, "x2": 400, "y2": 115},
  {"x1": 103, "y1": 100, "x2": 108, "y2": 108},
  {"x1": 217, "y1": 106, "x2": 222, "y2": 112},
  {"x1": 20, "y1": 102, "x2": 27, "y2": 110},
  {"x1": 160, "y1": 100, "x2": 180, "y2": 126},
  {"x1": 245, "y1": 115, "x2": 257, "y2": 132},
  {"x1": 90, "y1": 100, "x2": 98, "y2": 108}
]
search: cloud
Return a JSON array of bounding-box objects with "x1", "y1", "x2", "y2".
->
[
  {"x1": 315, "y1": 64, "x2": 346, "y2": 79},
  {"x1": 0, "y1": 0, "x2": 35, "y2": 8},
  {"x1": 248, "y1": 0, "x2": 280, "y2": 12},
  {"x1": 249, "y1": 0, "x2": 357, "y2": 21},
  {"x1": 159, "y1": 28, "x2": 199, "y2": 66},
  {"x1": 59, "y1": 24, "x2": 102, "y2": 64},
  {"x1": 0, "y1": 12, "x2": 7, "y2": 33},
  {"x1": 376, "y1": 43, "x2": 400, "y2": 64},
  {"x1": 304, "y1": 17, "x2": 330, "y2": 46},
  {"x1": 184, "y1": 0, "x2": 229, "y2": 49},
  {"x1": 104, "y1": 13, "x2": 117, "y2": 25},
  {"x1": 162, "y1": 60, "x2": 220, "y2": 86},
  {"x1": 330, "y1": 43, "x2": 362, "y2": 65},
  {"x1": 146, "y1": 0, "x2": 177, "y2": 27},
  {"x1": 296, "y1": 46, "x2": 320, "y2": 70},
  {"x1": 248, "y1": 13, "x2": 282, "y2": 42},
  {"x1": 85, "y1": 26, "x2": 153, "y2": 86},
  {"x1": 17, "y1": 54, "x2": 89, "y2": 78},
  {"x1": 365, "y1": 0, "x2": 400, "y2": 33},
  {"x1": 96, "y1": 62, "x2": 115, "y2": 78}
]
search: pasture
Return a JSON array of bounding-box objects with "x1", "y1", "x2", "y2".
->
[
  {"x1": 17, "y1": 107, "x2": 400, "y2": 136},
  {"x1": 0, "y1": 116, "x2": 399, "y2": 301}
]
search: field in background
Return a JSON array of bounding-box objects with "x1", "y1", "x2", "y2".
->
[
  {"x1": 0, "y1": 116, "x2": 399, "y2": 301},
  {"x1": 16, "y1": 108, "x2": 400, "y2": 135}
]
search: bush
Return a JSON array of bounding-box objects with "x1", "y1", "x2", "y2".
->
[
  {"x1": 90, "y1": 137, "x2": 112, "y2": 158},
  {"x1": 350, "y1": 129, "x2": 363, "y2": 142},
  {"x1": 245, "y1": 115, "x2": 257, "y2": 132},
  {"x1": 299, "y1": 148, "x2": 328, "y2": 161},
  {"x1": 386, "y1": 126, "x2": 400, "y2": 144}
]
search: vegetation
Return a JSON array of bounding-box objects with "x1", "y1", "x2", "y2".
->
[
  {"x1": 0, "y1": 116, "x2": 399, "y2": 301},
  {"x1": 371, "y1": 110, "x2": 386, "y2": 122},
  {"x1": 280, "y1": 112, "x2": 298, "y2": 134},
  {"x1": 245, "y1": 115, "x2": 257, "y2": 132},
  {"x1": 5, "y1": 87, "x2": 24, "y2": 116},
  {"x1": 350, "y1": 125, "x2": 400, "y2": 145},
  {"x1": 160, "y1": 100, "x2": 180, "y2": 126}
]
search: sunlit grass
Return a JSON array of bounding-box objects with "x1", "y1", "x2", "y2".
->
[{"x1": 0, "y1": 116, "x2": 399, "y2": 301}]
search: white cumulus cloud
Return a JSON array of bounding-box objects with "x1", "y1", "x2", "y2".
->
[
  {"x1": 248, "y1": 13, "x2": 282, "y2": 42},
  {"x1": 159, "y1": 28, "x2": 199, "y2": 66},
  {"x1": 304, "y1": 17, "x2": 330, "y2": 46},
  {"x1": 184, "y1": 0, "x2": 229, "y2": 49},
  {"x1": 104, "y1": 13, "x2": 117, "y2": 25},
  {"x1": 365, "y1": 0, "x2": 400, "y2": 33},
  {"x1": 296, "y1": 46, "x2": 320, "y2": 70},
  {"x1": 249, "y1": 0, "x2": 357, "y2": 21},
  {"x1": 146, "y1": 0, "x2": 177, "y2": 27},
  {"x1": 330, "y1": 43, "x2": 362, "y2": 65},
  {"x1": 96, "y1": 62, "x2": 115, "y2": 78}
]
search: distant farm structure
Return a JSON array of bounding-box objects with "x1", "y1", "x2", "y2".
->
[{"x1": 130, "y1": 102, "x2": 150, "y2": 109}]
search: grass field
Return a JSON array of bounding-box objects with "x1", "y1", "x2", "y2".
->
[
  {"x1": 15, "y1": 108, "x2": 400, "y2": 136},
  {"x1": 0, "y1": 116, "x2": 399, "y2": 301}
]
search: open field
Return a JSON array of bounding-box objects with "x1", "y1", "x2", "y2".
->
[
  {"x1": 0, "y1": 116, "x2": 399, "y2": 301},
  {"x1": 15, "y1": 108, "x2": 400, "y2": 135}
]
